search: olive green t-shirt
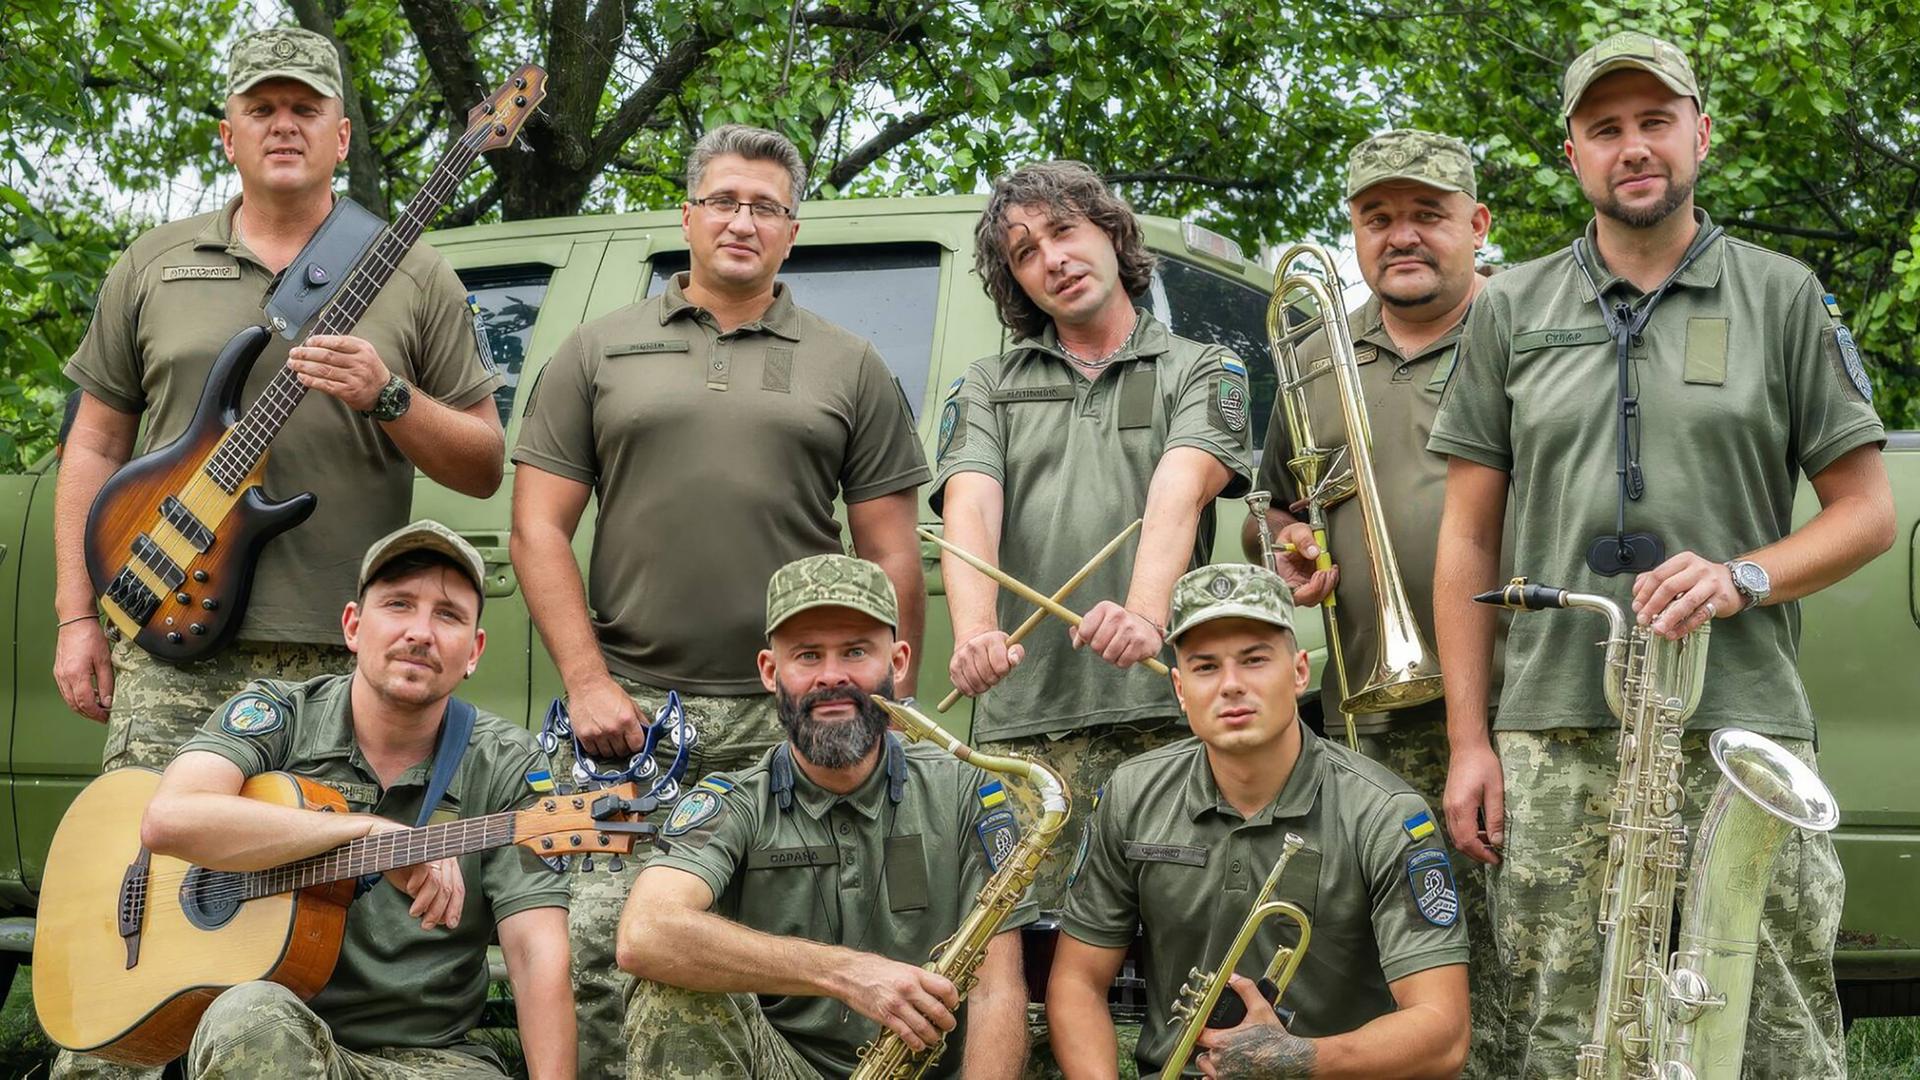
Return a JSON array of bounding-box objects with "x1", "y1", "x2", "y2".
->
[
  {"x1": 1060, "y1": 726, "x2": 1468, "y2": 1077},
  {"x1": 176, "y1": 673, "x2": 568, "y2": 1059},
  {"x1": 1428, "y1": 213, "x2": 1886, "y2": 739},
  {"x1": 65, "y1": 196, "x2": 503, "y2": 643},
  {"x1": 930, "y1": 311, "x2": 1254, "y2": 741},
  {"x1": 651, "y1": 736, "x2": 1041, "y2": 1078},
  {"x1": 1257, "y1": 297, "x2": 1511, "y2": 734},
  {"x1": 511, "y1": 275, "x2": 929, "y2": 694}
]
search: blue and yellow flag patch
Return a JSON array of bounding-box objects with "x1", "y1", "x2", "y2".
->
[
  {"x1": 1221, "y1": 356, "x2": 1248, "y2": 379},
  {"x1": 696, "y1": 776, "x2": 735, "y2": 795},
  {"x1": 978, "y1": 780, "x2": 1007, "y2": 809},
  {"x1": 524, "y1": 769, "x2": 556, "y2": 793},
  {"x1": 1824, "y1": 293, "x2": 1844, "y2": 319},
  {"x1": 1403, "y1": 810, "x2": 1436, "y2": 842}
]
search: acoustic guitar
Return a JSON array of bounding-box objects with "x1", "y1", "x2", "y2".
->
[
  {"x1": 33, "y1": 766, "x2": 655, "y2": 1066},
  {"x1": 85, "y1": 64, "x2": 546, "y2": 664}
]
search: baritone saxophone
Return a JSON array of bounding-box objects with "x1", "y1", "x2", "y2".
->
[
  {"x1": 1477, "y1": 578, "x2": 1839, "y2": 1079},
  {"x1": 851, "y1": 697, "x2": 1071, "y2": 1080}
]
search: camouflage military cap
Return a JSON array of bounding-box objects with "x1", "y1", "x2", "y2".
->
[
  {"x1": 228, "y1": 27, "x2": 343, "y2": 100},
  {"x1": 1167, "y1": 564, "x2": 1295, "y2": 643},
  {"x1": 1346, "y1": 129, "x2": 1477, "y2": 200},
  {"x1": 358, "y1": 519, "x2": 487, "y2": 597},
  {"x1": 1561, "y1": 31, "x2": 1700, "y2": 119},
  {"x1": 765, "y1": 554, "x2": 898, "y2": 635}
]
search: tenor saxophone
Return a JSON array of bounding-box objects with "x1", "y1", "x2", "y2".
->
[
  {"x1": 1478, "y1": 579, "x2": 1839, "y2": 1079},
  {"x1": 851, "y1": 697, "x2": 1072, "y2": 1080}
]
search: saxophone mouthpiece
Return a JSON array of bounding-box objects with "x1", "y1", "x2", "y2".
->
[{"x1": 1473, "y1": 577, "x2": 1569, "y2": 612}]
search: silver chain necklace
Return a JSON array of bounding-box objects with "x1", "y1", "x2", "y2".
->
[{"x1": 1060, "y1": 309, "x2": 1139, "y2": 372}]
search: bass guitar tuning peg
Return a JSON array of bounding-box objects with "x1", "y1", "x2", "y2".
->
[{"x1": 606, "y1": 855, "x2": 623, "y2": 873}]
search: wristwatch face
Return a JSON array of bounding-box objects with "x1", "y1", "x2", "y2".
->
[
  {"x1": 1733, "y1": 560, "x2": 1770, "y2": 597},
  {"x1": 377, "y1": 378, "x2": 411, "y2": 420}
]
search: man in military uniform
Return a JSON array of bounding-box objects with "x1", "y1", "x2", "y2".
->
[
  {"x1": 511, "y1": 124, "x2": 929, "y2": 1072},
  {"x1": 1048, "y1": 564, "x2": 1469, "y2": 1079},
  {"x1": 50, "y1": 28, "x2": 504, "y2": 1079},
  {"x1": 936, "y1": 160, "x2": 1253, "y2": 911},
  {"x1": 1429, "y1": 32, "x2": 1893, "y2": 1077},
  {"x1": 615, "y1": 554, "x2": 1033, "y2": 1079},
  {"x1": 1244, "y1": 128, "x2": 1508, "y2": 1075},
  {"x1": 136, "y1": 521, "x2": 572, "y2": 1078}
]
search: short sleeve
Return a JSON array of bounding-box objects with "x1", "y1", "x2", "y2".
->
[
  {"x1": 959, "y1": 766, "x2": 1040, "y2": 933},
  {"x1": 1365, "y1": 792, "x2": 1470, "y2": 983},
  {"x1": 1057, "y1": 785, "x2": 1138, "y2": 948},
  {"x1": 510, "y1": 330, "x2": 599, "y2": 485},
  {"x1": 929, "y1": 359, "x2": 1008, "y2": 516},
  {"x1": 64, "y1": 254, "x2": 147, "y2": 414},
  {"x1": 1164, "y1": 347, "x2": 1254, "y2": 497},
  {"x1": 1426, "y1": 295, "x2": 1514, "y2": 471},
  {"x1": 406, "y1": 253, "x2": 504, "y2": 411},
  {"x1": 840, "y1": 342, "x2": 931, "y2": 503},
  {"x1": 649, "y1": 783, "x2": 756, "y2": 905},
  {"x1": 1784, "y1": 276, "x2": 1886, "y2": 477},
  {"x1": 478, "y1": 741, "x2": 571, "y2": 920},
  {"x1": 173, "y1": 681, "x2": 297, "y2": 777}
]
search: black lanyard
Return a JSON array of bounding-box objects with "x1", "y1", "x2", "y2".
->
[{"x1": 1570, "y1": 221, "x2": 1724, "y2": 575}]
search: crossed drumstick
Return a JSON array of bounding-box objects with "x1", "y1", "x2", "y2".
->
[{"x1": 923, "y1": 518, "x2": 1170, "y2": 714}]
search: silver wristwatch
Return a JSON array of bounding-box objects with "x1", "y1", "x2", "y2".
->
[{"x1": 1726, "y1": 559, "x2": 1771, "y2": 609}]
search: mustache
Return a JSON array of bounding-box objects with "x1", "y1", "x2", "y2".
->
[
  {"x1": 384, "y1": 644, "x2": 441, "y2": 672},
  {"x1": 1611, "y1": 166, "x2": 1671, "y2": 189},
  {"x1": 1376, "y1": 246, "x2": 1436, "y2": 271},
  {"x1": 794, "y1": 684, "x2": 867, "y2": 715}
]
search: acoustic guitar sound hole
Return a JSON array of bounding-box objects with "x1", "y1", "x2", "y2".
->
[{"x1": 179, "y1": 866, "x2": 246, "y2": 930}]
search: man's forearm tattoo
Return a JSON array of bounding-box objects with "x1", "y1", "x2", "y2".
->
[{"x1": 1209, "y1": 1025, "x2": 1318, "y2": 1078}]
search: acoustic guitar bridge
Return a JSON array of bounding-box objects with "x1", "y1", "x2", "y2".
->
[{"x1": 118, "y1": 848, "x2": 153, "y2": 970}]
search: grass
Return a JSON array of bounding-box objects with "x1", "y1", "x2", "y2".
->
[{"x1": 3, "y1": 968, "x2": 1918, "y2": 1077}]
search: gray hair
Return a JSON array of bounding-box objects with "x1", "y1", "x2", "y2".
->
[{"x1": 686, "y1": 124, "x2": 808, "y2": 214}]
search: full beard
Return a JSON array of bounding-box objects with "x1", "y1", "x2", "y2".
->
[
  {"x1": 1596, "y1": 170, "x2": 1695, "y2": 229},
  {"x1": 777, "y1": 674, "x2": 897, "y2": 769}
]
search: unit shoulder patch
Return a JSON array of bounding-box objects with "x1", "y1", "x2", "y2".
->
[
  {"x1": 1210, "y1": 374, "x2": 1249, "y2": 435},
  {"x1": 975, "y1": 807, "x2": 1021, "y2": 871},
  {"x1": 1828, "y1": 324, "x2": 1873, "y2": 403},
  {"x1": 220, "y1": 692, "x2": 286, "y2": 737},
  {"x1": 1065, "y1": 785, "x2": 1103, "y2": 888},
  {"x1": 938, "y1": 398, "x2": 967, "y2": 461},
  {"x1": 1405, "y1": 847, "x2": 1460, "y2": 927},
  {"x1": 466, "y1": 294, "x2": 498, "y2": 375},
  {"x1": 662, "y1": 787, "x2": 726, "y2": 837}
]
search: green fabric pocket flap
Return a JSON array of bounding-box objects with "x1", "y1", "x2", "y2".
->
[
  {"x1": 886, "y1": 833, "x2": 930, "y2": 911},
  {"x1": 1684, "y1": 318, "x2": 1728, "y2": 385}
]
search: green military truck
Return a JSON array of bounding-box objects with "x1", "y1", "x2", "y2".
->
[{"x1": 0, "y1": 196, "x2": 1914, "y2": 1020}]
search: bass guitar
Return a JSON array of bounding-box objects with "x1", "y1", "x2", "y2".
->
[
  {"x1": 33, "y1": 766, "x2": 657, "y2": 1066},
  {"x1": 85, "y1": 65, "x2": 546, "y2": 663}
]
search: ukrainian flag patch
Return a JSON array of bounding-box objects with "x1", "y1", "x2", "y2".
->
[
  {"x1": 1221, "y1": 356, "x2": 1248, "y2": 379},
  {"x1": 697, "y1": 776, "x2": 735, "y2": 795},
  {"x1": 1824, "y1": 293, "x2": 1844, "y2": 319},
  {"x1": 1403, "y1": 810, "x2": 1436, "y2": 841},
  {"x1": 524, "y1": 769, "x2": 556, "y2": 793},
  {"x1": 978, "y1": 780, "x2": 1007, "y2": 809}
]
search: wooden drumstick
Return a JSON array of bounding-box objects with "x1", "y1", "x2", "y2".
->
[
  {"x1": 935, "y1": 518, "x2": 1144, "y2": 712},
  {"x1": 920, "y1": 527, "x2": 1171, "y2": 678}
]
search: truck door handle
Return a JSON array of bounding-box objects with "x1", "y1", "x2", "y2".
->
[{"x1": 460, "y1": 533, "x2": 519, "y2": 598}]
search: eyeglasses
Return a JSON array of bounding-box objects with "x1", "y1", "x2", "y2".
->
[{"x1": 691, "y1": 195, "x2": 794, "y2": 221}]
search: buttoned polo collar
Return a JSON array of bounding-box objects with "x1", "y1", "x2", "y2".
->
[
  {"x1": 295, "y1": 672, "x2": 455, "y2": 803},
  {"x1": 1008, "y1": 305, "x2": 1172, "y2": 371},
  {"x1": 788, "y1": 739, "x2": 890, "y2": 821},
  {"x1": 660, "y1": 272, "x2": 804, "y2": 342},
  {"x1": 1184, "y1": 717, "x2": 1326, "y2": 824},
  {"x1": 189, "y1": 194, "x2": 291, "y2": 274},
  {"x1": 1573, "y1": 208, "x2": 1726, "y2": 303},
  {"x1": 1351, "y1": 294, "x2": 1469, "y2": 365}
]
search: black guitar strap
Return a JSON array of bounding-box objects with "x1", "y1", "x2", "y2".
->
[
  {"x1": 354, "y1": 696, "x2": 478, "y2": 899},
  {"x1": 264, "y1": 196, "x2": 385, "y2": 341}
]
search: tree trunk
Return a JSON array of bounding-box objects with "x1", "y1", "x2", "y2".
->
[{"x1": 287, "y1": 0, "x2": 387, "y2": 214}]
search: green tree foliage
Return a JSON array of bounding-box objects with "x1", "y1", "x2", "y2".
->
[{"x1": 4, "y1": 0, "x2": 1917, "y2": 472}]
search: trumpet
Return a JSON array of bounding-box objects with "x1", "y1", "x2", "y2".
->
[
  {"x1": 1160, "y1": 833, "x2": 1313, "y2": 1077},
  {"x1": 1267, "y1": 243, "x2": 1443, "y2": 747}
]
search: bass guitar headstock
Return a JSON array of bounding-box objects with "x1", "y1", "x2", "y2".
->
[{"x1": 467, "y1": 63, "x2": 548, "y2": 153}]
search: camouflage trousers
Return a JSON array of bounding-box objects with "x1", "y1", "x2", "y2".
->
[
  {"x1": 1356, "y1": 721, "x2": 1506, "y2": 1080},
  {"x1": 184, "y1": 981, "x2": 505, "y2": 1078},
  {"x1": 53, "y1": 639, "x2": 350, "y2": 1080},
  {"x1": 102, "y1": 638, "x2": 351, "y2": 771},
  {"x1": 556, "y1": 677, "x2": 784, "y2": 1080},
  {"x1": 624, "y1": 978, "x2": 823, "y2": 1080},
  {"x1": 1491, "y1": 727, "x2": 1845, "y2": 1079},
  {"x1": 977, "y1": 717, "x2": 1189, "y2": 913},
  {"x1": 980, "y1": 717, "x2": 1186, "y2": 1080}
]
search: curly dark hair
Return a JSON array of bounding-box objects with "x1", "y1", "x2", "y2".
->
[{"x1": 972, "y1": 161, "x2": 1158, "y2": 340}]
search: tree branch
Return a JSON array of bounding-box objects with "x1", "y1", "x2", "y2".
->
[
  {"x1": 441, "y1": 177, "x2": 503, "y2": 228},
  {"x1": 397, "y1": 0, "x2": 491, "y2": 134},
  {"x1": 287, "y1": 0, "x2": 386, "y2": 213},
  {"x1": 821, "y1": 107, "x2": 949, "y2": 190},
  {"x1": 588, "y1": 24, "x2": 724, "y2": 172}
]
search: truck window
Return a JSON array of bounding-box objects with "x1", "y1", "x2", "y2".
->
[
  {"x1": 1148, "y1": 257, "x2": 1278, "y2": 452},
  {"x1": 457, "y1": 266, "x2": 552, "y2": 426},
  {"x1": 647, "y1": 244, "x2": 943, "y2": 416}
]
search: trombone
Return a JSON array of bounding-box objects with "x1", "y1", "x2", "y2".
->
[{"x1": 1263, "y1": 242, "x2": 1443, "y2": 747}]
